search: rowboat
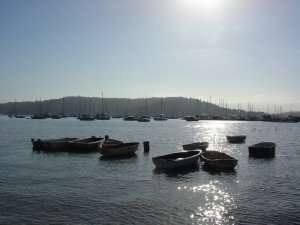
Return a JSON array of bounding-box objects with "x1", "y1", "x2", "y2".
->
[
  {"x1": 99, "y1": 142, "x2": 139, "y2": 158},
  {"x1": 248, "y1": 142, "x2": 276, "y2": 158},
  {"x1": 31, "y1": 137, "x2": 78, "y2": 151},
  {"x1": 137, "y1": 116, "x2": 151, "y2": 122},
  {"x1": 101, "y1": 138, "x2": 123, "y2": 149},
  {"x1": 184, "y1": 116, "x2": 199, "y2": 122},
  {"x1": 200, "y1": 151, "x2": 238, "y2": 170},
  {"x1": 152, "y1": 151, "x2": 201, "y2": 170},
  {"x1": 69, "y1": 137, "x2": 103, "y2": 152},
  {"x1": 182, "y1": 142, "x2": 209, "y2": 151},
  {"x1": 226, "y1": 135, "x2": 247, "y2": 144}
]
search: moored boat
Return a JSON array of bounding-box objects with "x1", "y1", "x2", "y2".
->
[
  {"x1": 137, "y1": 116, "x2": 151, "y2": 122},
  {"x1": 153, "y1": 114, "x2": 168, "y2": 121},
  {"x1": 69, "y1": 136, "x2": 103, "y2": 152},
  {"x1": 123, "y1": 115, "x2": 138, "y2": 121},
  {"x1": 226, "y1": 135, "x2": 247, "y2": 144},
  {"x1": 78, "y1": 114, "x2": 95, "y2": 121},
  {"x1": 99, "y1": 142, "x2": 139, "y2": 158},
  {"x1": 184, "y1": 116, "x2": 199, "y2": 122},
  {"x1": 95, "y1": 113, "x2": 111, "y2": 120},
  {"x1": 248, "y1": 142, "x2": 276, "y2": 158},
  {"x1": 183, "y1": 142, "x2": 209, "y2": 151},
  {"x1": 200, "y1": 151, "x2": 238, "y2": 170},
  {"x1": 15, "y1": 115, "x2": 26, "y2": 119},
  {"x1": 31, "y1": 137, "x2": 78, "y2": 151},
  {"x1": 152, "y1": 151, "x2": 201, "y2": 170}
]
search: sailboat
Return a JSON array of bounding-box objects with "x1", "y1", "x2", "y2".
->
[
  {"x1": 96, "y1": 92, "x2": 111, "y2": 120},
  {"x1": 137, "y1": 98, "x2": 151, "y2": 122},
  {"x1": 154, "y1": 98, "x2": 168, "y2": 121}
]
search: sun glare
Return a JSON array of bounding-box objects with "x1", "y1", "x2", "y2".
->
[{"x1": 182, "y1": 0, "x2": 225, "y2": 13}]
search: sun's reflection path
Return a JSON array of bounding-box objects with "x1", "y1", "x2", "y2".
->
[{"x1": 177, "y1": 181, "x2": 236, "y2": 225}]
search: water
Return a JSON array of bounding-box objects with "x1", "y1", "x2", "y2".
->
[{"x1": 0, "y1": 116, "x2": 300, "y2": 225}]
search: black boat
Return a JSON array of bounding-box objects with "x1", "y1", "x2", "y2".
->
[
  {"x1": 249, "y1": 142, "x2": 276, "y2": 158},
  {"x1": 226, "y1": 135, "x2": 247, "y2": 144}
]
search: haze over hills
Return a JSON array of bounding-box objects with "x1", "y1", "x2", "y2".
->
[{"x1": 0, "y1": 96, "x2": 253, "y2": 117}]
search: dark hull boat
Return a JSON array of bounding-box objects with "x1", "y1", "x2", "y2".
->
[
  {"x1": 153, "y1": 114, "x2": 168, "y2": 121},
  {"x1": 31, "y1": 114, "x2": 49, "y2": 119},
  {"x1": 226, "y1": 135, "x2": 247, "y2": 144},
  {"x1": 101, "y1": 138, "x2": 123, "y2": 149},
  {"x1": 95, "y1": 113, "x2": 111, "y2": 120},
  {"x1": 200, "y1": 151, "x2": 238, "y2": 170},
  {"x1": 15, "y1": 115, "x2": 26, "y2": 119},
  {"x1": 249, "y1": 142, "x2": 276, "y2": 158},
  {"x1": 184, "y1": 116, "x2": 199, "y2": 121},
  {"x1": 183, "y1": 142, "x2": 209, "y2": 151},
  {"x1": 31, "y1": 138, "x2": 78, "y2": 151},
  {"x1": 123, "y1": 116, "x2": 138, "y2": 121},
  {"x1": 137, "y1": 116, "x2": 151, "y2": 122},
  {"x1": 78, "y1": 115, "x2": 95, "y2": 121},
  {"x1": 69, "y1": 137, "x2": 103, "y2": 152},
  {"x1": 100, "y1": 142, "x2": 139, "y2": 158},
  {"x1": 152, "y1": 151, "x2": 201, "y2": 170}
]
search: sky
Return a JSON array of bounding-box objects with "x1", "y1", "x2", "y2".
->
[{"x1": 0, "y1": 0, "x2": 300, "y2": 111}]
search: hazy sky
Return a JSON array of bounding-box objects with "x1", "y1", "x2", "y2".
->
[{"x1": 0, "y1": 0, "x2": 299, "y2": 110}]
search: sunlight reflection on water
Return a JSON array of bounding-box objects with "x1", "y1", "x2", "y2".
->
[{"x1": 177, "y1": 180, "x2": 236, "y2": 225}]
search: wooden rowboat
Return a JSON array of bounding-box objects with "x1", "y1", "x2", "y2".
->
[
  {"x1": 200, "y1": 151, "x2": 238, "y2": 170},
  {"x1": 31, "y1": 137, "x2": 78, "y2": 151},
  {"x1": 100, "y1": 142, "x2": 139, "y2": 158},
  {"x1": 69, "y1": 137, "x2": 103, "y2": 152},
  {"x1": 101, "y1": 138, "x2": 123, "y2": 149},
  {"x1": 152, "y1": 151, "x2": 201, "y2": 170},
  {"x1": 226, "y1": 135, "x2": 247, "y2": 144},
  {"x1": 249, "y1": 142, "x2": 276, "y2": 158},
  {"x1": 183, "y1": 142, "x2": 209, "y2": 151}
]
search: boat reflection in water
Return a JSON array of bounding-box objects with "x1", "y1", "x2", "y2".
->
[{"x1": 177, "y1": 181, "x2": 236, "y2": 225}]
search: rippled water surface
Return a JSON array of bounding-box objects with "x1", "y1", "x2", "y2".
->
[{"x1": 0, "y1": 116, "x2": 300, "y2": 225}]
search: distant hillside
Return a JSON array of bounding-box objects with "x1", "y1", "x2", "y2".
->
[{"x1": 0, "y1": 96, "x2": 250, "y2": 117}]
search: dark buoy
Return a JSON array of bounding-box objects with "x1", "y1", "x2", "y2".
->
[{"x1": 143, "y1": 141, "x2": 150, "y2": 153}]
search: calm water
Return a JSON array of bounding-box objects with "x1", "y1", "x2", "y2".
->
[{"x1": 0, "y1": 116, "x2": 300, "y2": 225}]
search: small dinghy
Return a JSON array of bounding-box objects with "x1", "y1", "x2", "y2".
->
[
  {"x1": 200, "y1": 151, "x2": 238, "y2": 170},
  {"x1": 31, "y1": 137, "x2": 78, "y2": 151},
  {"x1": 100, "y1": 142, "x2": 139, "y2": 158},
  {"x1": 226, "y1": 135, "x2": 247, "y2": 144},
  {"x1": 248, "y1": 142, "x2": 276, "y2": 158},
  {"x1": 101, "y1": 136, "x2": 123, "y2": 149},
  {"x1": 182, "y1": 142, "x2": 209, "y2": 151},
  {"x1": 152, "y1": 151, "x2": 201, "y2": 170},
  {"x1": 69, "y1": 136, "x2": 103, "y2": 152}
]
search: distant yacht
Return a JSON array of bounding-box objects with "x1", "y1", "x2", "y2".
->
[
  {"x1": 153, "y1": 114, "x2": 168, "y2": 121},
  {"x1": 153, "y1": 98, "x2": 168, "y2": 121},
  {"x1": 78, "y1": 114, "x2": 95, "y2": 121},
  {"x1": 137, "y1": 115, "x2": 151, "y2": 122},
  {"x1": 123, "y1": 115, "x2": 138, "y2": 121},
  {"x1": 96, "y1": 92, "x2": 111, "y2": 120}
]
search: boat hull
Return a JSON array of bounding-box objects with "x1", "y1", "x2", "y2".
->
[
  {"x1": 249, "y1": 142, "x2": 276, "y2": 158},
  {"x1": 200, "y1": 151, "x2": 238, "y2": 170},
  {"x1": 100, "y1": 142, "x2": 139, "y2": 158},
  {"x1": 32, "y1": 138, "x2": 78, "y2": 151},
  {"x1": 183, "y1": 142, "x2": 209, "y2": 151},
  {"x1": 227, "y1": 136, "x2": 247, "y2": 144},
  {"x1": 152, "y1": 151, "x2": 201, "y2": 170}
]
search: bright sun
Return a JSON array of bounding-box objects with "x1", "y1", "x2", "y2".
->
[{"x1": 183, "y1": 0, "x2": 224, "y2": 11}]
